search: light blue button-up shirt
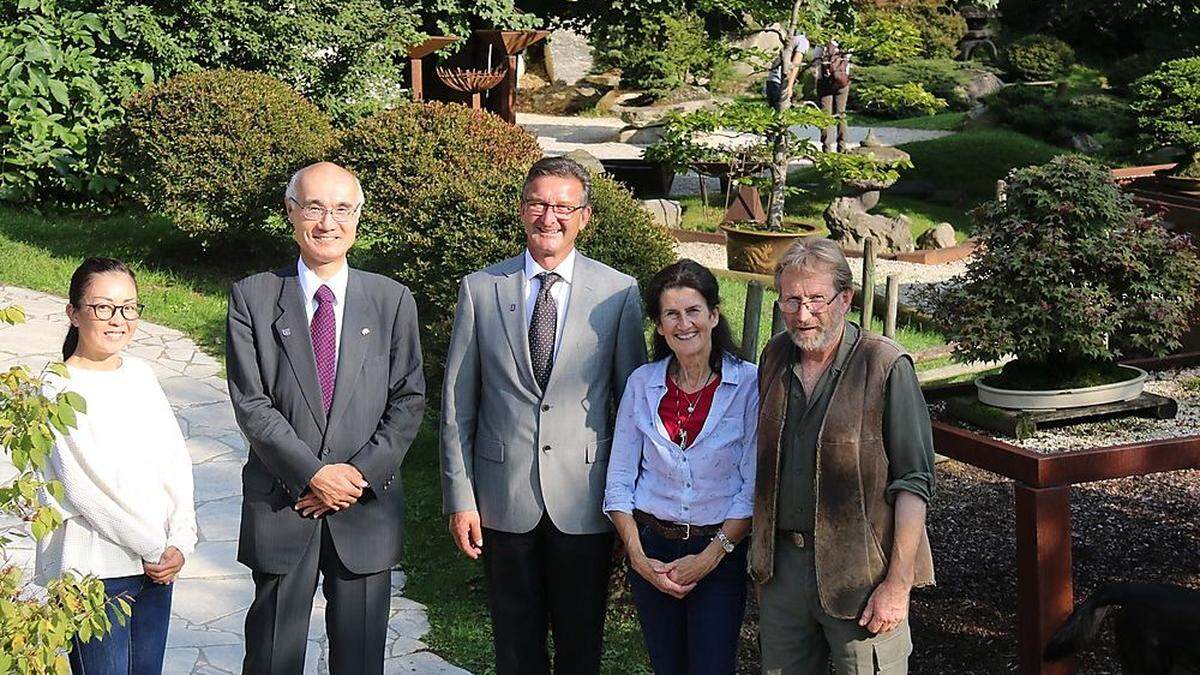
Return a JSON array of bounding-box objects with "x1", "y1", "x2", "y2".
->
[{"x1": 604, "y1": 353, "x2": 759, "y2": 526}]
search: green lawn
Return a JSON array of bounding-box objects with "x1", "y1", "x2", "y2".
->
[
  {"x1": 896, "y1": 128, "x2": 1065, "y2": 205},
  {"x1": 0, "y1": 207, "x2": 254, "y2": 361},
  {"x1": 846, "y1": 110, "x2": 968, "y2": 131}
]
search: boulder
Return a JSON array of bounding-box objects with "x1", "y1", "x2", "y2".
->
[
  {"x1": 1070, "y1": 132, "x2": 1103, "y2": 155},
  {"x1": 956, "y1": 70, "x2": 1004, "y2": 107},
  {"x1": 617, "y1": 124, "x2": 667, "y2": 145},
  {"x1": 727, "y1": 23, "x2": 783, "y2": 78},
  {"x1": 916, "y1": 222, "x2": 957, "y2": 250},
  {"x1": 544, "y1": 29, "x2": 594, "y2": 86},
  {"x1": 584, "y1": 72, "x2": 622, "y2": 89},
  {"x1": 824, "y1": 197, "x2": 915, "y2": 254},
  {"x1": 617, "y1": 98, "x2": 715, "y2": 128},
  {"x1": 595, "y1": 89, "x2": 630, "y2": 114},
  {"x1": 515, "y1": 82, "x2": 604, "y2": 116},
  {"x1": 563, "y1": 149, "x2": 605, "y2": 178},
  {"x1": 639, "y1": 199, "x2": 683, "y2": 230}
]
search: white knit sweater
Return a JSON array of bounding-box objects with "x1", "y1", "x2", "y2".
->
[{"x1": 36, "y1": 356, "x2": 197, "y2": 583}]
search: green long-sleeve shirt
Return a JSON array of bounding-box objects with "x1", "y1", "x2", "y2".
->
[{"x1": 776, "y1": 322, "x2": 935, "y2": 532}]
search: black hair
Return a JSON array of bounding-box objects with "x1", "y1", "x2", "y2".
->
[
  {"x1": 63, "y1": 257, "x2": 137, "y2": 360},
  {"x1": 643, "y1": 259, "x2": 741, "y2": 372}
]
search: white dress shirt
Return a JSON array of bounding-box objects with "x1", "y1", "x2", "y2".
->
[
  {"x1": 297, "y1": 257, "x2": 349, "y2": 356},
  {"x1": 523, "y1": 248, "x2": 576, "y2": 359}
]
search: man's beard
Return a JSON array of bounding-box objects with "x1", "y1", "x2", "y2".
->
[{"x1": 789, "y1": 324, "x2": 838, "y2": 351}]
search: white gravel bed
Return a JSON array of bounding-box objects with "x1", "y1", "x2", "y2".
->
[
  {"x1": 1008, "y1": 368, "x2": 1200, "y2": 454},
  {"x1": 674, "y1": 241, "x2": 969, "y2": 302}
]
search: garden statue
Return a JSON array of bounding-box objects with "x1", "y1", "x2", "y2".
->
[
  {"x1": 958, "y1": 5, "x2": 1000, "y2": 61},
  {"x1": 823, "y1": 130, "x2": 915, "y2": 253}
]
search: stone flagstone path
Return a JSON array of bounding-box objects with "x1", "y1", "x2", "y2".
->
[{"x1": 0, "y1": 285, "x2": 468, "y2": 675}]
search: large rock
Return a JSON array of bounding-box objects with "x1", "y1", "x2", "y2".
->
[
  {"x1": 544, "y1": 29, "x2": 594, "y2": 85},
  {"x1": 956, "y1": 69, "x2": 1004, "y2": 107},
  {"x1": 727, "y1": 22, "x2": 784, "y2": 78},
  {"x1": 916, "y1": 222, "x2": 957, "y2": 250},
  {"x1": 617, "y1": 124, "x2": 667, "y2": 145},
  {"x1": 639, "y1": 199, "x2": 683, "y2": 230},
  {"x1": 1070, "y1": 132, "x2": 1103, "y2": 155},
  {"x1": 515, "y1": 82, "x2": 604, "y2": 115},
  {"x1": 824, "y1": 197, "x2": 915, "y2": 253},
  {"x1": 563, "y1": 149, "x2": 605, "y2": 178},
  {"x1": 617, "y1": 98, "x2": 715, "y2": 128}
]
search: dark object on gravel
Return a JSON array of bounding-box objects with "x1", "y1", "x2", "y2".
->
[{"x1": 1044, "y1": 582, "x2": 1200, "y2": 674}]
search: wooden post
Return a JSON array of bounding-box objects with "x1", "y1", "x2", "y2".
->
[
  {"x1": 771, "y1": 301, "x2": 785, "y2": 338},
  {"x1": 884, "y1": 275, "x2": 899, "y2": 338},
  {"x1": 861, "y1": 238, "x2": 876, "y2": 329},
  {"x1": 1014, "y1": 484, "x2": 1076, "y2": 675},
  {"x1": 410, "y1": 58, "x2": 424, "y2": 101},
  {"x1": 742, "y1": 282, "x2": 764, "y2": 362}
]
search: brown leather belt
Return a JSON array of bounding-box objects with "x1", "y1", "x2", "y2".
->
[{"x1": 633, "y1": 509, "x2": 721, "y2": 541}]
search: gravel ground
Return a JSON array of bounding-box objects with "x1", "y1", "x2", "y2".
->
[
  {"x1": 676, "y1": 241, "x2": 969, "y2": 303},
  {"x1": 726, "y1": 459, "x2": 1200, "y2": 674}
]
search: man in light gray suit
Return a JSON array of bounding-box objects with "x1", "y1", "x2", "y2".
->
[
  {"x1": 440, "y1": 156, "x2": 647, "y2": 674},
  {"x1": 227, "y1": 162, "x2": 425, "y2": 674}
]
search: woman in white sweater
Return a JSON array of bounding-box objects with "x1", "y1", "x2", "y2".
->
[{"x1": 38, "y1": 257, "x2": 196, "y2": 675}]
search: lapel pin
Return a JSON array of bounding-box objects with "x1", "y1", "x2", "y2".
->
[
  {"x1": 509, "y1": 303, "x2": 517, "y2": 311},
  {"x1": 361, "y1": 327, "x2": 370, "y2": 335},
  {"x1": 281, "y1": 328, "x2": 291, "y2": 337}
]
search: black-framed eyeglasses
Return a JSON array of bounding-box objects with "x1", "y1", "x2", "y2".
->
[
  {"x1": 777, "y1": 295, "x2": 837, "y2": 315},
  {"x1": 522, "y1": 200, "x2": 589, "y2": 218},
  {"x1": 288, "y1": 197, "x2": 362, "y2": 223},
  {"x1": 84, "y1": 303, "x2": 145, "y2": 321}
]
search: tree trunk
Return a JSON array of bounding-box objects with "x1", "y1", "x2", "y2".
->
[{"x1": 767, "y1": 0, "x2": 807, "y2": 230}]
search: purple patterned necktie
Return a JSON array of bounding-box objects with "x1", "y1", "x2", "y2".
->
[{"x1": 311, "y1": 284, "x2": 337, "y2": 415}]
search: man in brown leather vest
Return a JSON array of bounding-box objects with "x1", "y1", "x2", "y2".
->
[{"x1": 750, "y1": 237, "x2": 935, "y2": 674}]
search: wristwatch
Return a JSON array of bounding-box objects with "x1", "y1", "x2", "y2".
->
[{"x1": 713, "y1": 530, "x2": 736, "y2": 554}]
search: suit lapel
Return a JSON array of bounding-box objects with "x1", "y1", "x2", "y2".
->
[
  {"x1": 495, "y1": 256, "x2": 540, "y2": 394},
  {"x1": 544, "y1": 254, "x2": 597, "y2": 396},
  {"x1": 327, "y1": 270, "x2": 370, "y2": 430},
  {"x1": 274, "y1": 273, "x2": 326, "y2": 434}
]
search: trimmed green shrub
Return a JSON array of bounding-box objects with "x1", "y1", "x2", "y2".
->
[
  {"x1": 337, "y1": 102, "x2": 676, "y2": 369},
  {"x1": 985, "y1": 86, "x2": 1133, "y2": 147},
  {"x1": 850, "y1": 58, "x2": 979, "y2": 110},
  {"x1": 112, "y1": 70, "x2": 336, "y2": 242},
  {"x1": 858, "y1": 82, "x2": 948, "y2": 117},
  {"x1": 595, "y1": 11, "x2": 723, "y2": 97},
  {"x1": 920, "y1": 155, "x2": 1200, "y2": 377},
  {"x1": 1132, "y1": 58, "x2": 1200, "y2": 178},
  {"x1": 1004, "y1": 34, "x2": 1075, "y2": 81}
]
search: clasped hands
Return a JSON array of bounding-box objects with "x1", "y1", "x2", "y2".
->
[
  {"x1": 143, "y1": 546, "x2": 184, "y2": 584},
  {"x1": 632, "y1": 546, "x2": 722, "y2": 599},
  {"x1": 294, "y1": 463, "x2": 369, "y2": 518}
]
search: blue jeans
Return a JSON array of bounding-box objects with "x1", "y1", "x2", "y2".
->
[
  {"x1": 69, "y1": 574, "x2": 173, "y2": 675},
  {"x1": 627, "y1": 525, "x2": 749, "y2": 675}
]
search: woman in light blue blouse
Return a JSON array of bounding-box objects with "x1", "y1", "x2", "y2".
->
[{"x1": 604, "y1": 259, "x2": 758, "y2": 674}]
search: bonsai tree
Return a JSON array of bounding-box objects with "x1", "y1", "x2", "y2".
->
[
  {"x1": 0, "y1": 305, "x2": 122, "y2": 672},
  {"x1": 1132, "y1": 57, "x2": 1200, "y2": 178},
  {"x1": 921, "y1": 155, "x2": 1200, "y2": 389}
]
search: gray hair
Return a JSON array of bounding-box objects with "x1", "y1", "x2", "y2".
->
[
  {"x1": 522, "y1": 156, "x2": 591, "y2": 205},
  {"x1": 285, "y1": 163, "x2": 365, "y2": 206},
  {"x1": 774, "y1": 236, "x2": 854, "y2": 293}
]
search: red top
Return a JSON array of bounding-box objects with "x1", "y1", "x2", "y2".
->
[{"x1": 659, "y1": 371, "x2": 721, "y2": 449}]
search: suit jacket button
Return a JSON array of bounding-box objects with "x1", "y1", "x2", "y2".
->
[
  {"x1": 542, "y1": 404, "x2": 551, "y2": 412},
  {"x1": 542, "y1": 445, "x2": 551, "y2": 453}
]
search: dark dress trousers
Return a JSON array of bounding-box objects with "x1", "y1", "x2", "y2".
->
[{"x1": 227, "y1": 266, "x2": 425, "y2": 674}]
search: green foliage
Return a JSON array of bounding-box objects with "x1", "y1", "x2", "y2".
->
[
  {"x1": 812, "y1": 149, "x2": 913, "y2": 189},
  {"x1": 337, "y1": 102, "x2": 675, "y2": 370},
  {"x1": 999, "y1": 0, "x2": 1199, "y2": 60},
  {"x1": 594, "y1": 11, "x2": 724, "y2": 96},
  {"x1": 852, "y1": 0, "x2": 966, "y2": 58},
  {"x1": 920, "y1": 155, "x2": 1200, "y2": 370},
  {"x1": 0, "y1": 0, "x2": 153, "y2": 204},
  {"x1": 1132, "y1": 58, "x2": 1200, "y2": 177},
  {"x1": 850, "y1": 58, "x2": 982, "y2": 110},
  {"x1": 985, "y1": 86, "x2": 1134, "y2": 148},
  {"x1": 0, "y1": 307, "x2": 126, "y2": 674},
  {"x1": 111, "y1": 69, "x2": 336, "y2": 244},
  {"x1": 857, "y1": 82, "x2": 948, "y2": 117},
  {"x1": 1004, "y1": 34, "x2": 1075, "y2": 81},
  {"x1": 843, "y1": 11, "x2": 924, "y2": 66}
]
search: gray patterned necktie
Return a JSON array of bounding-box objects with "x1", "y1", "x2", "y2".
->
[{"x1": 529, "y1": 272, "x2": 561, "y2": 391}]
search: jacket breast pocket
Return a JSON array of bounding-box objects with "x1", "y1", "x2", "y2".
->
[
  {"x1": 476, "y1": 437, "x2": 505, "y2": 463},
  {"x1": 586, "y1": 437, "x2": 612, "y2": 464}
]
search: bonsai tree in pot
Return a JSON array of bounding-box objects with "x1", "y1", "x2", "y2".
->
[
  {"x1": 921, "y1": 155, "x2": 1200, "y2": 408},
  {"x1": 1132, "y1": 57, "x2": 1200, "y2": 190}
]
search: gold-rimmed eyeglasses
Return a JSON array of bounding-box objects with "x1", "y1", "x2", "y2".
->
[
  {"x1": 288, "y1": 197, "x2": 362, "y2": 223},
  {"x1": 777, "y1": 295, "x2": 838, "y2": 315}
]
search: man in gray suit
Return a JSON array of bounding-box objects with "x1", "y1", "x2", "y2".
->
[
  {"x1": 227, "y1": 162, "x2": 425, "y2": 674},
  {"x1": 440, "y1": 156, "x2": 647, "y2": 674}
]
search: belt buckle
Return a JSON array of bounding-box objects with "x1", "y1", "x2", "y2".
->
[
  {"x1": 681, "y1": 523, "x2": 691, "y2": 540},
  {"x1": 790, "y1": 531, "x2": 805, "y2": 548}
]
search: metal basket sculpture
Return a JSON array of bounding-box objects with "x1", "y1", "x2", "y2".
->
[{"x1": 435, "y1": 66, "x2": 508, "y2": 110}]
